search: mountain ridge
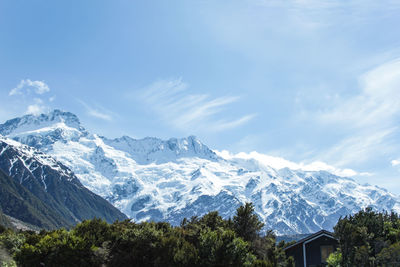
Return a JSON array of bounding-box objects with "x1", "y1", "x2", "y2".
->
[{"x1": 1, "y1": 109, "x2": 399, "y2": 235}]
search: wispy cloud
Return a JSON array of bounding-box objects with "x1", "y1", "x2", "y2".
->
[
  {"x1": 211, "y1": 114, "x2": 256, "y2": 132},
  {"x1": 313, "y1": 58, "x2": 400, "y2": 166},
  {"x1": 79, "y1": 100, "x2": 113, "y2": 121},
  {"x1": 9, "y1": 79, "x2": 50, "y2": 96},
  {"x1": 318, "y1": 58, "x2": 400, "y2": 128},
  {"x1": 139, "y1": 78, "x2": 255, "y2": 132}
]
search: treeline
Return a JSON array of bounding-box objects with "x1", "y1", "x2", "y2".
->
[
  {"x1": 0, "y1": 203, "x2": 293, "y2": 267},
  {"x1": 331, "y1": 207, "x2": 400, "y2": 266},
  {"x1": 2, "y1": 204, "x2": 400, "y2": 267}
]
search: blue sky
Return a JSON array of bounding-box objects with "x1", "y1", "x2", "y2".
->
[{"x1": 1, "y1": 1, "x2": 400, "y2": 193}]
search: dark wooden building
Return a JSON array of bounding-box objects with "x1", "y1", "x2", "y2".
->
[{"x1": 284, "y1": 230, "x2": 338, "y2": 267}]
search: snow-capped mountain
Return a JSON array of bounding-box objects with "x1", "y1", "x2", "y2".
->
[{"x1": 1, "y1": 110, "x2": 399, "y2": 235}]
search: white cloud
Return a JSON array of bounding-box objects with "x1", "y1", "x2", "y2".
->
[
  {"x1": 8, "y1": 79, "x2": 52, "y2": 116},
  {"x1": 79, "y1": 100, "x2": 113, "y2": 121},
  {"x1": 25, "y1": 98, "x2": 48, "y2": 115},
  {"x1": 9, "y1": 79, "x2": 50, "y2": 96},
  {"x1": 392, "y1": 159, "x2": 400, "y2": 167},
  {"x1": 215, "y1": 150, "x2": 363, "y2": 177},
  {"x1": 140, "y1": 78, "x2": 255, "y2": 132}
]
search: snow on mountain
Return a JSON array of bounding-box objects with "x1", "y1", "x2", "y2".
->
[{"x1": 1, "y1": 110, "x2": 399, "y2": 235}]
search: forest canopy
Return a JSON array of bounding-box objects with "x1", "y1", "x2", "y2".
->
[
  {"x1": 0, "y1": 203, "x2": 293, "y2": 267},
  {"x1": 1, "y1": 204, "x2": 400, "y2": 266}
]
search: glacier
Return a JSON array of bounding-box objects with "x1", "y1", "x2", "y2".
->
[{"x1": 1, "y1": 109, "x2": 399, "y2": 235}]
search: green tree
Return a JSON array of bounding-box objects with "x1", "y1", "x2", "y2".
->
[
  {"x1": 73, "y1": 218, "x2": 111, "y2": 247},
  {"x1": 15, "y1": 229, "x2": 97, "y2": 267},
  {"x1": 0, "y1": 230, "x2": 25, "y2": 255},
  {"x1": 326, "y1": 250, "x2": 342, "y2": 267},
  {"x1": 376, "y1": 242, "x2": 400, "y2": 266},
  {"x1": 108, "y1": 222, "x2": 164, "y2": 266},
  {"x1": 334, "y1": 208, "x2": 400, "y2": 266},
  {"x1": 199, "y1": 228, "x2": 255, "y2": 266},
  {"x1": 199, "y1": 211, "x2": 225, "y2": 231},
  {"x1": 233, "y1": 203, "x2": 264, "y2": 243}
]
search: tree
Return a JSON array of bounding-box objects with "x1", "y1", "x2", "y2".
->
[
  {"x1": 108, "y1": 222, "x2": 165, "y2": 266},
  {"x1": 233, "y1": 203, "x2": 264, "y2": 243},
  {"x1": 198, "y1": 228, "x2": 255, "y2": 266},
  {"x1": 376, "y1": 242, "x2": 400, "y2": 266},
  {"x1": 73, "y1": 218, "x2": 111, "y2": 247},
  {"x1": 326, "y1": 250, "x2": 341, "y2": 267},
  {"x1": 334, "y1": 208, "x2": 400, "y2": 266},
  {"x1": 199, "y1": 211, "x2": 225, "y2": 231},
  {"x1": 15, "y1": 229, "x2": 96, "y2": 267}
]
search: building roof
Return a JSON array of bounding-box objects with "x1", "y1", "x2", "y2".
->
[{"x1": 284, "y1": 230, "x2": 336, "y2": 251}]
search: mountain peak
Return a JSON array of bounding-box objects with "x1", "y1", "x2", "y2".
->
[
  {"x1": 102, "y1": 134, "x2": 218, "y2": 164},
  {"x1": 0, "y1": 109, "x2": 82, "y2": 136},
  {"x1": 48, "y1": 109, "x2": 80, "y2": 122},
  {"x1": 0, "y1": 110, "x2": 87, "y2": 149}
]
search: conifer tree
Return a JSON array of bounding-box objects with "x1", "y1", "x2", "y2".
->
[{"x1": 233, "y1": 202, "x2": 264, "y2": 243}]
